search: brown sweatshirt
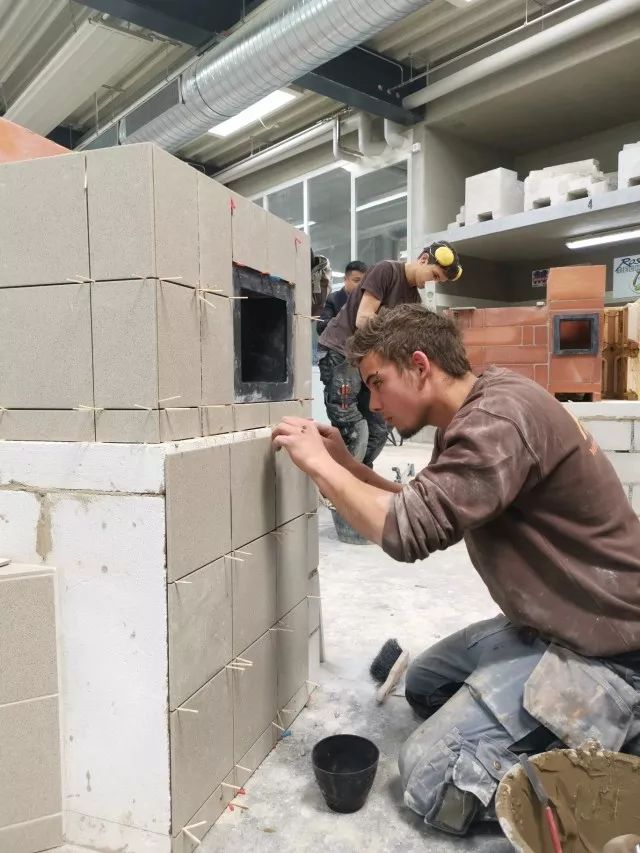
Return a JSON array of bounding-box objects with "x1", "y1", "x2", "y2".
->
[{"x1": 382, "y1": 367, "x2": 640, "y2": 657}]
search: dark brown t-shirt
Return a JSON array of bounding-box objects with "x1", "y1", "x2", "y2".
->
[
  {"x1": 319, "y1": 260, "x2": 420, "y2": 355},
  {"x1": 382, "y1": 367, "x2": 640, "y2": 657}
]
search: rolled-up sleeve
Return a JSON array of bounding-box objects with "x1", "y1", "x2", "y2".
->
[{"x1": 382, "y1": 410, "x2": 540, "y2": 562}]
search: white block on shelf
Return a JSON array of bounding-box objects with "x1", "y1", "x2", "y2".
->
[
  {"x1": 618, "y1": 141, "x2": 640, "y2": 189},
  {"x1": 464, "y1": 168, "x2": 523, "y2": 224}
]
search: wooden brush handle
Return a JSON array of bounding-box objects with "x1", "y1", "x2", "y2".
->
[{"x1": 376, "y1": 651, "x2": 409, "y2": 704}]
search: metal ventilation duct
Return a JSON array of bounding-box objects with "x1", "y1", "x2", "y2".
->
[{"x1": 123, "y1": 0, "x2": 433, "y2": 151}]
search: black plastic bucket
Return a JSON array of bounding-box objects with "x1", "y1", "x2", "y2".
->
[{"x1": 312, "y1": 734, "x2": 379, "y2": 813}]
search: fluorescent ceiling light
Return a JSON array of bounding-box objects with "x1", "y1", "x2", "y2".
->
[
  {"x1": 292, "y1": 221, "x2": 315, "y2": 229},
  {"x1": 566, "y1": 228, "x2": 640, "y2": 249},
  {"x1": 332, "y1": 272, "x2": 345, "y2": 279},
  {"x1": 356, "y1": 191, "x2": 408, "y2": 213},
  {"x1": 209, "y1": 90, "x2": 296, "y2": 138}
]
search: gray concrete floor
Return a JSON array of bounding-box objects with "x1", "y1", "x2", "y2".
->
[{"x1": 202, "y1": 443, "x2": 512, "y2": 853}]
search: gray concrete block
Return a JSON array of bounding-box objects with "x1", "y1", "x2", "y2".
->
[
  {"x1": 293, "y1": 229, "x2": 312, "y2": 317},
  {"x1": 307, "y1": 512, "x2": 319, "y2": 573},
  {"x1": 153, "y1": 147, "x2": 199, "y2": 287},
  {"x1": 230, "y1": 533, "x2": 277, "y2": 657},
  {"x1": 294, "y1": 315, "x2": 312, "y2": 400},
  {"x1": 232, "y1": 723, "x2": 278, "y2": 790},
  {"x1": 170, "y1": 778, "x2": 232, "y2": 849},
  {"x1": 0, "y1": 814, "x2": 63, "y2": 853},
  {"x1": 0, "y1": 410, "x2": 95, "y2": 442},
  {"x1": 275, "y1": 446, "x2": 316, "y2": 527},
  {"x1": 200, "y1": 294, "x2": 234, "y2": 406},
  {"x1": 0, "y1": 696, "x2": 61, "y2": 827},
  {"x1": 86, "y1": 143, "x2": 156, "y2": 281},
  {"x1": 230, "y1": 436, "x2": 276, "y2": 549},
  {"x1": 92, "y1": 279, "x2": 158, "y2": 409},
  {"x1": 0, "y1": 152, "x2": 89, "y2": 287},
  {"x1": 201, "y1": 405, "x2": 234, "y2": 436},
  {"x1": 168, "y1": 558, "x2": 232, "y2": 710},
  {"x1": 276, "y1": 516, "x2": 308, "y2": 622},
  {"x1": 0, "y1": 568, "x2": 57, "y2": 705},
  {"x1": 160, "y1": 408, "x2": 202, "y2": 441},
  {"x1": 231, "y1": 193, "x2": 268, "y2": 273},
  {"x1": 157, "y1": 281, "x2": 201, "y2": 409},
  {"x1": 0, "y1": 283, "x2": 93, "y2": 408},
  {"x1": 308, "y1": 570, "x2": 320, "y2": 635},
  {"x1": 266, "y1": 211, "x2": 297, "y2": 284},
  {"x1": 170, "y1": 668, "x2": 233, "y2": 831},
  {"x1": 166, "y1": 445, "x2": 232, "y2": 581},
  {"x1": 95, "y1": 410, "x2": 161, "y2": 443},
  {"x1": 232, "y1": 631, "x2": 277, "y2": 761},
  {"x1": 233, "y1": 403, "x2": 270, "y2": 432},
  {"x1": 198, "y1": 173, "x2": 233, "y2": 296},
  {"x1": 277, "y1": 599, "x2": 309, "y2": 708},
  {"x1": 269, "y1": 400, "x2": 310, "y2": 424}
]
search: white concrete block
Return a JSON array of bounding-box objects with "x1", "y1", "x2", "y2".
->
[
  {"x1": 65, "y1": 811, "x2": 170, "y2": 853},
  {"x1": 582, "y1": 419, "x2": 632, "y2": 452},
  {"x1": 564, "y1": 401, "x2": 640, "y2": 420},
  {"x1": 524, "y1": 159, "x2": 609, "y2": 210},
  {"x1": 464, "y1": 168, "x2": 523, "y2": 224},
  {"x1": 48, "y1": 493, "x2": 170, "y2": 834},
  {"x1": 0, "y1": 490, "x2": 51, "y2": 564},
  {"x1": 618, "y1": 141, "x2": 640, "y2": 189},
  {"x1": 604, "y1": 450, "x2": 640, "y2": 485},
  {"x1": 0, "y1": 441, "x2": 166, "y2": 494}
]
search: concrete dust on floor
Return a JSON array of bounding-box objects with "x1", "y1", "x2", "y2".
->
[{"x1": 201, "y1": 442, "x2": 511, "y2": 853}]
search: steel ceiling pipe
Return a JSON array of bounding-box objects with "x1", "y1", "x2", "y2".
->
[
  {"x1": 124, "y1": 0, "x2": 433, "y2": 151},
  {"x1": 403, "y1": 0, "x2": 640, "y2": 109}
]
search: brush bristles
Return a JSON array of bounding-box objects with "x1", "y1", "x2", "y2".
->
[{"x1": 370, "y1": 638, "x2": 403, "y2": 684}]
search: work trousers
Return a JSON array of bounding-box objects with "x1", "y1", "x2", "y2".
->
[
  {"x1": 400, "y1": 615, "x2": 640, "y2": 836},
  {"x1": 318, "y1": 349, "x2": 387, "y2": 468}
]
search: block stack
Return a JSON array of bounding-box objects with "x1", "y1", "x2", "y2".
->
[{"x1": 0, "y1": 144, "x2": 319, "y2": 853}]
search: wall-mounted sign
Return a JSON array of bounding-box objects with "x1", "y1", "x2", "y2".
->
[
  {"x1": 532, "y1": 268, "x2": 549, "y2": 288},
  {"x1": 613, "y1": 255, "x2": 640, "y2": 299}
]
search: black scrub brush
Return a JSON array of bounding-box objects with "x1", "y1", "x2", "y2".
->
[{"x1": 370, "y1": 639, "x2": 409, "y2": 704}]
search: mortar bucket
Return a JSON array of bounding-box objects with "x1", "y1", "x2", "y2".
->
[
  {"x1": 495, "y1": 748, "x2": 640, "y2": 853},
  {"x1": 312, "y1": 734, "x2": 379, "y2": 813}
]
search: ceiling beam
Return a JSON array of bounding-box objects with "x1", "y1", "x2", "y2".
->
[
  {"x1": 74, "y1": 0, "x2": 266, "y2": 47},
  {"x1": 295, "y1": 47, "x2": 424, "y2": 126}
]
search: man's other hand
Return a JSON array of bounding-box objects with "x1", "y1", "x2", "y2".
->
[{"x1": 316, "y1": 423, "x2": 354, "y2": 470}]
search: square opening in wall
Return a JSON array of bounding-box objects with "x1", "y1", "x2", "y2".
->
[
  {"x1": 552, "y1": 313, "x2": 599, "y2": 356},
  {"x1": 240, "y1": 290, "x2": 287, "y2": 383},
  {"x1": 233, "y1": 265, "x2": 293, "y2": 402}
]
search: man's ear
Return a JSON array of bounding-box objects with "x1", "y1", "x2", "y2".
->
[{"x1": 411, "y1": 351, "x2": 431, "y2": 378}]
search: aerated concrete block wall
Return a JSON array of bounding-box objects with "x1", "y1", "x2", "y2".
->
[{"x1": 0, "y1": 145, "x2": 319, "y2": 853}]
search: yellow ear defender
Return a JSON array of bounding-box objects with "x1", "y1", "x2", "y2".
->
[
  {"x1": 434, "y1": 245, "x2": 455, "y2": 268},
  {"x1": 451, "y1": 265, "x2": 463, "y2": 281}
]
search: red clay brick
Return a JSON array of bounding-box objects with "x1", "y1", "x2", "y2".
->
[
  {"x1": 500, "y1": 364, "x2": 534, "y2": 379},
  {"x1": 464, "y1": 326, "x2": 523, "y2": 346},
  {"x1": 549, "y1": 355, "x2": 601, "y2": 384},
  {"x1": 534, "y1": 364, "x2": 549, "y2": 387},
  {"x1": 534, "y1": 325, "x2": 548, "y2": 348},
  {"x1": 549, "y1": 382, "x2": 601, "y2": 397},
  {"x1": 546, "y1": 265, "x2": 606, "y2": 302},
  {"x1": 548, "y1": 299, "x2": 603, "y2": 313},
  {"x1": 465, "y1": 346, "x2": 485, "y2": 363},
  {"x1": 448, "y1": 308, "x2": 484, "y2": 329},
  {"x1": 484, "y1": 306, "x2": 548, "y2": 327},
  {"x1": 522, "y1": 326, "x2": 534, "y2": 346},
  {"x1": 485, "y1": 346, "x2": 548, "y2": 364}
]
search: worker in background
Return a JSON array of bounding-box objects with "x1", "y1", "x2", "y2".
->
[
  {"x1": 317, "y1": 242, "x2": 462, "y2": 468},
  {"x1": 316, "y1": 260, "x2": 368, "y2": 335},
  {"x1": 273, "y1": 303, "x2": 640, "y2": 838}
]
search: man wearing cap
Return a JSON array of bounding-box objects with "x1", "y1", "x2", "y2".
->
[{"x1": 318, "y1": 242, "x2": 462, "y2": 467}]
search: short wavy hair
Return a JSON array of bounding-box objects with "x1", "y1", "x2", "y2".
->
[{"x1": 347, "y1": 303, "x2": 471, "y2": 377}]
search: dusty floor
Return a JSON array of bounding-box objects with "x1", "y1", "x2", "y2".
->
[
  {"x1": 61, "y1": 442, "x2": 512, "y2": 853},
  {"x1": 201, "y1": 442, "x2": 511, "y2": 853}
]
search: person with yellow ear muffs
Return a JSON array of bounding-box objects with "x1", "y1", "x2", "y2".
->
[{"x1": 318, "y1": 240, "x2": 462, "y2": 468}]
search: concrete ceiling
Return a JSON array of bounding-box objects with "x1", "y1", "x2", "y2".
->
[{"x1": 424, "y1": 11, "x2": 640, "y2": 154}]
